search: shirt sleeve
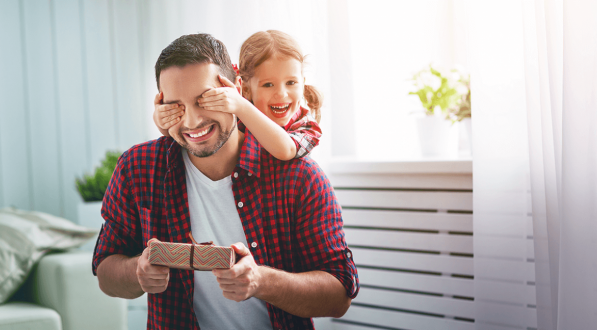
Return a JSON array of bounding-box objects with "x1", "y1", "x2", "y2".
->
[
  {"x1": 92, "y1": 150, "x2": 143, "y2": 275},
  {"x1": 285, "y1": 107, "x2": 322, "y2": 159},
  {"x1": 293, "y1": 161, "x2": 360, "y2": 299}
]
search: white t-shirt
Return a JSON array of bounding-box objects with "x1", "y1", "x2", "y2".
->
[{"x1": 182, "y1": 150, "x2": 273, "y2": 330}]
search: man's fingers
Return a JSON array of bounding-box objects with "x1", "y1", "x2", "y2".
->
[
  {"x1": 140, "y1": 276, "x2": 169, "y2": 287},
  {"x1": 218, "y1": 75, "x2": 235, "y2": 88},
  {"x1": 231, "y1": 242, "x2": 251, "y2": 257}
]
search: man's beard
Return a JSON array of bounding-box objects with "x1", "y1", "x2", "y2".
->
[{"x1": 175, "y1": 120, "x2": 237, "y2": 158}]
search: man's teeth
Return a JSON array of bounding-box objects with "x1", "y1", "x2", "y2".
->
[{"x1": 189, "y1": 127, "x2": 211, "y2": 138}]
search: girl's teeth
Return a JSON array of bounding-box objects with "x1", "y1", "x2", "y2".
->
[
  {"x1": 189, "y1": 126, "x2": 211, "y2": 138},
  {"x1": 271, "y1": 105, "x2": 289, "y2": 114}
]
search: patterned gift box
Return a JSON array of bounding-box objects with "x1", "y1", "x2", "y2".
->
[{"x1": 148, "y1": 238, "x2": 236, "y2": 271}]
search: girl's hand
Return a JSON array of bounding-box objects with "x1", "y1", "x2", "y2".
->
[
  {"x1": 198, "y1": 75, "x2": 250, "y2": 116},
  {"x1": 153, "y1": 92, "x2": 185, "y2": 132}
]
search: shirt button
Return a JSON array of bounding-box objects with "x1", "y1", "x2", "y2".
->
[
  {"x1": 248, "y1": 172, "x2": 252, "y2": 176},
  {"x1": 347, "y1": 252, "x2": 352, "y2": 258},
  {"x1": 251, "y1": 242, "x2": 257, "y2": 248},
  {"x1": 233, "y1": 172, "x2": 238, "y2": 178},
  {"x1": 237, "y1": 201, "x2": 244, "y2": 208}
]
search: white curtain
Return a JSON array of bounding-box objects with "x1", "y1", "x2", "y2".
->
[{"x1": 470, "y1": 0, "x2": 597, "y2": 329}]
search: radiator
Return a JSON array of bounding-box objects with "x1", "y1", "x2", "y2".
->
[{"x1": 327, "y1": 160, "x2": 474, "y2": 330}]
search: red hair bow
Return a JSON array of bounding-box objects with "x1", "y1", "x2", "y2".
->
[{"x1": 232, "y1": 64, "x2": 240, "y2": 76}]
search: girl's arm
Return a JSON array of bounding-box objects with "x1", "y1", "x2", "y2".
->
[
  {"x1": 236, "y1": 104, "x2": 297, "y2": 160},
  {"x1": 199, "y1": 75, "x2": 297, "y2": 161},
  {"x1": 286, "y1": 107, "x2": 322, "y2": 159}
]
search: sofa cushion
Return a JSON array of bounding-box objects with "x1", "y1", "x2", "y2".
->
[
  {"x1": 0, "y1": 207, "x2": 98, "y2": 304},
  {"x1": 0, "y1": 302, "x2": 61, "y2": 330}
]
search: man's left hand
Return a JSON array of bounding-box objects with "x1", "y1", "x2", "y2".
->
[{"x1": 213, "y1": 242, "x2": 263, "y2": 302}]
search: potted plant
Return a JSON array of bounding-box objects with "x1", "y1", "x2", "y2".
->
[
  {"x1": 409, "y1": 65, "x2": 470, "y2": 157},
  {"x1": 448, "y1": 76, "x2": 472, "y2": 155},
  {"x1": 75, "y1": 150, "x2": 121, "y2": 250}
]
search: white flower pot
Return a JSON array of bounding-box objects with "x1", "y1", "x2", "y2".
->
[
  {"x1": 461, "y1": 117, "x2": 472, "y2": 156},
  {"x1": 77, "y1": 201, "x2": 103, "y2": 251},
  {"x1": 416, "y1": 115, "x2": 459, "y2": 158}
]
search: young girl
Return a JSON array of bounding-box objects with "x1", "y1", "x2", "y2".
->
[{"x1": 153, "y1": 30, "x2": 322, "y2": 160}]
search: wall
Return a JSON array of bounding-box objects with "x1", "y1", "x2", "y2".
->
[
  {"x1": 0, "y1": 0, "x2": 330, "y2": 223},
  {"x1": 0, "y1": 0, "x2": 150, "y2": 222}
]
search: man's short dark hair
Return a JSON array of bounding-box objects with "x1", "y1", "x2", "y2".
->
[{"x1": 155, "y1": 34, "x2": 236, "y2": 90}]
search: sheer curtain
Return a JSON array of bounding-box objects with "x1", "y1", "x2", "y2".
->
[{"x1": 469, "y1": 0, "x2": 597, "y2": 329}]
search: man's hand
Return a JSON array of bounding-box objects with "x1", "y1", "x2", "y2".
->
[
  {"x1": 212, "y1": 242, "x2": 263, "y2": 302},
  {"x1": 153, "y1": 92, "x2": 184, "y2": 137},
  {"x1": 136, "y1": 240, "x2": 171, "y2": 294},
  {"x1": 198, "y1": 75, "x2": 252, "y2": 116}
]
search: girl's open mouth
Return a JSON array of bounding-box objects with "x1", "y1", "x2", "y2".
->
[{"x1": 269, "y1": 103, "x2": 291, "y2": 118}]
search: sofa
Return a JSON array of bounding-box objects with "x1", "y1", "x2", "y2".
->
[{"x1": 0, "y1": 250, "x2": 127, "y2": 330}]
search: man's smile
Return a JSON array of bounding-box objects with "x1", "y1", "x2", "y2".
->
[{"x1": 182, "y1": 124, "x2": 216, "y2": 142}]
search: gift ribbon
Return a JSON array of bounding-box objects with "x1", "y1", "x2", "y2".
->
[{"x1": 188, "y1": 232, "x2": 214, "y2": 270}]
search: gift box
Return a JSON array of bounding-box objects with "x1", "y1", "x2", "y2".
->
[{"x1": 148, "y1": 237, "x2": 236, "y2": 271}]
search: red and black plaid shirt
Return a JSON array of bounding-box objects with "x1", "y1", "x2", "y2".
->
[{"x1": 92, "y1": 130, "x2": 359, "y2": 330}]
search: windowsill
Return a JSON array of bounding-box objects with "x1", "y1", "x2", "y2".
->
[{"x1": 325, "y1": 157, "x2": 473, "y2": 174}]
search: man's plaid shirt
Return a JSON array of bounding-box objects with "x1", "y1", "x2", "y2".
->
[{"x1": 92, "y1": 130, "x2": 359, "y2": 330}]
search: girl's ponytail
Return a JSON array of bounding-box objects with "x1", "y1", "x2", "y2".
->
[{"x1": 304, "y1": 84, "x2": 322, "y2": 123}]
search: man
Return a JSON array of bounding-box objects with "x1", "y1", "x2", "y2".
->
[{"x1": 93, "y1": 34, "x2": 359, "y2": 330}]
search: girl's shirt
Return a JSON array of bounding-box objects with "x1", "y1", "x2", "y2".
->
[{"x1": 238, "y1": 106, "x2": 322, "y2": 159}]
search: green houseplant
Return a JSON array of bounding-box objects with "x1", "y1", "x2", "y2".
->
[
  {"x1": 75, "y1": 151, "x2": 121, "y2": 202},
  {"x1": 410, "y1": 64, "x2": 470, "y2": 121},
  {"x1": 410, "y1": 65, "x2": 470, "y2": 157},
  {"x1": 75, "y1": 151, "x2": 121, "y2": 246}
]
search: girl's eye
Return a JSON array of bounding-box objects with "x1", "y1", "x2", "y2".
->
[
  {"x1": 262, "y1": 83, "x2": 273, "y2": 87},
  {"x1": 287, "y1": 81, "x2": 296, "y2": 86}
]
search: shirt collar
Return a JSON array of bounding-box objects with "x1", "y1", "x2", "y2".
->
[
  {"x1": 165, "y1": 132, "x2": 261, "y2": 177},
  {"x1": 237, "y1": 130, "x2": 261, "y2": 178},
  {"x1": 166, "y1": 137, "x2": 182, "y2": 170}
]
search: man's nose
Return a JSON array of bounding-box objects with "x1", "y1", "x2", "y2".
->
[{"x1": 182, "y1": 104, "x2": 205, "y2": 128}]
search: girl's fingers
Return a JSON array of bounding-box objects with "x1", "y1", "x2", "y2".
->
[
  {"x1": 200, "y1": 94, "x2": 226, "y2": 102},
  {"x1": 201, "y1": 88, "x2": 225, "y2": 99},
  {"x1": 158, "y1": 103, "x2": 182, "y2": 112},
  {"x1": 154, "y1": 92, "x2": 163, "y2": 105},
  {"x1": 199, "y1": 98, "x2": 226, "y2": 107},
  {"x1": 163, "y1": 113, "x2": 182, "y2": 122},
  {"x1": 162, "y1": 116, "x2": 181, "y2": 128},
  {"x1": 202, "y1": 105, "x2": 228, "y2": 112},
  {"x1": 160, "y1": 108, "x2": 184, "y2": 118},
  {"x1": 218, "y1": 75, "x2": 235, "y2": 88}
]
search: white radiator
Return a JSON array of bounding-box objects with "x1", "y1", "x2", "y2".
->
[{"x1": 327, "y1": 161, "x2": 473, "y2": 330}]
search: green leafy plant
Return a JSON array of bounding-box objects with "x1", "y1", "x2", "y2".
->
[
  {"x1": 450, "y1": 77, "x2": 471, "y2": 122},
  {"x1": 75, "y1": 150, "x2": 122, "y2": 202},
  {"x1": 409, "y1": 64, "x2": 470, "y2": 122}
]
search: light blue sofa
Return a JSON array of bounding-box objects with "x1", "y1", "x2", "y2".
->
[{"x1": 0, "y1": 250, "x2": 127, "y2": 330}]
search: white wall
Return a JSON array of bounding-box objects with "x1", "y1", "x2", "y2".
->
[
  {"x1": 0, "y1": 0, "x2": 464, "y2": 221},
  {"x1": 345, "y1": 0, "x2": 469, "y2": 160},
  {"x1": 0, "y1": 0, "x2": 331, "y2": 222},
  {"x1": 0, "y1": 0, "x2": 150, "y2": 222}
]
